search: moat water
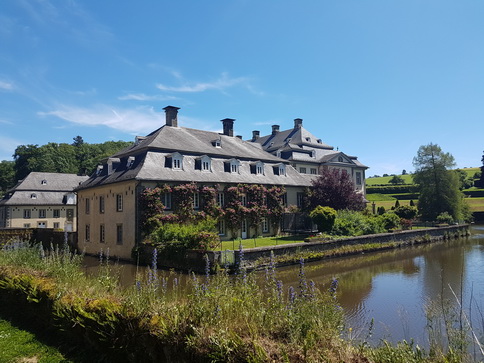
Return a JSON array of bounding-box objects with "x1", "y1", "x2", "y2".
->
[{"x1": 84, "y1": 225, "x2": 484, "y2": 354}]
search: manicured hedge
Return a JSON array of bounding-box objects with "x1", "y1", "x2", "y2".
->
[{"x1": 366, "y1": 185, "x2": 419, "y2": 194}]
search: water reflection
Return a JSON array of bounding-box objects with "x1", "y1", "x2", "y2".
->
[{"x1": 82, "y1": 225, "x2": 484, "y2": 355}]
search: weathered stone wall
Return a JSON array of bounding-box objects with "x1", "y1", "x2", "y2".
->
[{"x1": 229, "y1": 224, "x2": 469, "y2": 270}]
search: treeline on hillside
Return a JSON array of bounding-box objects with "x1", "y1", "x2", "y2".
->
[{"x1": 0, "y1": 136, "x2": 132, "y2": 194}]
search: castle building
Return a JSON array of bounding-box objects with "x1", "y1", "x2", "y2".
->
[
  {"x1": 0, "y1": 172, "x2": 88, "y2": 231},
  {"x1": 250, "y1": 119, "x2": 367, "y2": 195},
  {"x1": 76, "y1": 107, "x2": 313, "y2": 259}
]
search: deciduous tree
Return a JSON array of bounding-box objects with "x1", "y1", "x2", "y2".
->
[{"x1": 306, "y1": 167, "x2": 365, "y2": 211}]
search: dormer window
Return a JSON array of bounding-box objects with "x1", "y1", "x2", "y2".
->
[
  {"x1": 250, "y1": 161, "x2": 264, "y2": 175},
  {"x1": 212, "y1": 139, "x2": 222, "y2": 148},
  {"x1": 224, "y1": 159, "x2": 240, "y2": 173},
  {"x1": 317, "y1": 139, "x2": 322, "y2": 144},
  {"x1": 126, "y1": 156, "x2": 135, "y2": 169},
  {"x1": 311, "y1": 150, "x2": 316, "y2": 158},
  {"x1": 305, "y1": 137, "x2": 311, "y2": 142},
  {"x1": 195, "y1": 155, "x2": 211, "y2": 172},
  {"x1": 338, "y1": 156, "x2": 344, "y2": 162},
  {"x1": 273, "y1": 164, "x2": 286, "y2": 176},
  {"x1": 41, "y1": 180, "x2": 47, "y2": 185},
  {"x1": 31, "y1": 193, "x2": 37, "y2": 199},
  {"x1": 96, "y1": 165, "x2": 103, "y2": 176},
  {"x1": 165, "y1": 152, "x2": 184, "y2": 170}
]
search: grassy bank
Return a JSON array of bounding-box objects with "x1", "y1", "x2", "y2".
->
[
  {"x1": 0, "y1": 242, "x2": 480, "y2": 362},
  {"x1": 0, "y1": 318, "x2": 72, "y2": 363}
]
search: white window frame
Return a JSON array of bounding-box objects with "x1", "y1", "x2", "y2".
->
[
  {"x1": 310, "y1": 168, "x2": 317, "y2": 175},
  {"x1": 262, "y1": 218, "x2": 269, "y2": 233},
  {"x1": 193, "y1": 192, "x2": 200, "y2": 209},
  {"x1": 300, "y1": 167, "x2": 307, "y2": 174},
  {"x1": 53, "y1": 209, "x2": 60, "y2": 218},
  {"x1": 23, "y1": 209, "x2": 31, "y2": 219},
  {"x1": 116, "y1": 194, "x2": 123, "y2": 212},
  {"x1": 172, "y1": 152, "x2": 183, "y2": 170},
  {"x1": 217, "y1": 192, "x2": 225, "y2": 207}
]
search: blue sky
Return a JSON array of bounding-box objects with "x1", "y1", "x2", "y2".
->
[{"x1": 1, "y1": 0, "x2": 483, "y2": 176}]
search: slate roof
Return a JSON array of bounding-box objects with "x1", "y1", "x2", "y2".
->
[
  {"x1": 112, "y1": 125, "x2": 283, "y2": 162},
  {"x1": 79, "y1": 151, "x2": 312, "y2": 189},
  {"x1": 253, "y1": 126, "x2": 333, "y2": 152},
  {"x1": 1, "y1": 172, "x2": 88, "y2": 206},
  {"x1": 252, "y1": 125, "x2": 368, "y2": 169},
  {"x1": 8, "y1": 172, "x2": 88, "y2": 192},
  {"x1": 78, "y1": 124, "x2": 312, "y2": 190}
]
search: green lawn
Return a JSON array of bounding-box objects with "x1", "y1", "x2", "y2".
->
[
  {"x1": 465, "y1": 197, "x2": 484, "y2": 212},
  {"x1": 217, "y1": 235, "x2": 307, "y2": 250},
  {"x1": 366, "y1": 167, "x2": 480, "y2": 185},
  {"x1": 366, "y1": 174, "x2": 413, "y2": 185},
  {"x1": 0, "y1": 318, "x2": 71, "y2": 363}
]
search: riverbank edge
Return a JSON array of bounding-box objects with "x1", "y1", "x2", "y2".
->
[{"x1": 137, "y1": 224, "x2": 469, "y2": 273}]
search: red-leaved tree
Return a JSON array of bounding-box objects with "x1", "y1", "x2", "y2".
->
[{"x1": 305, "y1": 167, "x2": 365, "y2": 211}]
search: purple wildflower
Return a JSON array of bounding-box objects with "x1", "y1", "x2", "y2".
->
[
  {"x1": 276, "y1": 280, "x2": 283, "y2": 301},
  {"x1": 288, "y1": 286, "x2": 296, "y2": 306},
  {"x1": 329, "y1": 277, "x2": 338, "y2": 297}
]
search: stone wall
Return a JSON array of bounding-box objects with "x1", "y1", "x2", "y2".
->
[{"x1": 228, "y1": 224, "x2": 469, "y2": 270}]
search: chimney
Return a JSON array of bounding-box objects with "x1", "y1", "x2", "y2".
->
[
  {"x1": 163, "y1": 106, "x2": 180, "y2": 127},
  {"x1": 272, "y1": 125, "x2": 280, "y2": 135},
  {"x1": 294, "y1": 118, "x2": 303, "y2": 129},
  {"x1": 236, "y1": 135, "x2": 242, "y2": 139},
  {"x1": 252, "y1": 130, "x2": 260, "y2": 141},
  {"x1": 221, "y1": 118, "x2": 235, "y2": 136}
]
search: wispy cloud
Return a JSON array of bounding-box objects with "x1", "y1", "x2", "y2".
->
[
  {"x1": 0, "y1": 80, "x2": 14, "y2": 91},
  {"x1": 156, "y1": 72, "x2": 248, "y2": 93},
  {"x1": 118, "y1": 93, "x2": 179, "y2": 102},
  {"x1": 38, "y1": 104, "x2": 221, "y2": 136},
  {"x1": 38, "y1": 105, "x2": 165, "y2": 134}
]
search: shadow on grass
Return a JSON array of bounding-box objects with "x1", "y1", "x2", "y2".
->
[{"x1": 0, "y1": 303, "x2": 95, "y2": 363}]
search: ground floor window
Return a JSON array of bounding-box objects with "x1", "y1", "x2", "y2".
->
[
  {"x1": 53, "y1": 222, "x2": 60, "y2": 229},
  {"x1": 23, "y1": 223, "x2": 30, "y2": 228},
  {"x1": 219, "y1": 219, "x2": 226, "y2": 236},
  {"x1": 38, "y1": 209, "x2": 46, "y2": 218},
  {"x1": 116, "y1": 224, "x2": 123, "y2": 245},
  {"x1": 85, "y1": 224, "x2": 90, "y2": 242},
  {"x1": 262, "y1": 218, "x2": 269, "y2": 233},
  {"x1": 100, "y1": 224, "x2": 105, "y2": 243}
]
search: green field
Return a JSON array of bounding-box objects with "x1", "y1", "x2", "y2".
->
[
  {"x1": 218, "y1": 235, "x2": 307, "y2": 250},
  {"x1": 366, "y1": 167, "x2": 480, "y2": 185}
]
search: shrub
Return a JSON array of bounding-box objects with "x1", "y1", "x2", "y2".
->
[
  {"x1": 436, "y1": 212, "x2": 454, "y2": 224},
  {"x1": 332, "y1": 210, "x2": 386, "y2": 236},
  {"x1": 377, "y1": 206, "x2": 386, "y2": 215},
  {"x1": 150, "y1": 217, "x2": 219, "y2": 251},
  {"x1": 378, "y1": 212, "x2": 401, "y2": 231},
  {"x1": 393, "y1": 205, "x2": 418, "y2": 220},
  {"x1": 309, "y1": 206, "x2": 337, "y2": 233}
]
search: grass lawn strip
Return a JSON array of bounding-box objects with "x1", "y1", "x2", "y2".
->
[{"x1": 0, "y1": 318, "x2": 71, "y2": 363}]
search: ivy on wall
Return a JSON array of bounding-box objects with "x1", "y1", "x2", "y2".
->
[{"x1": 139, "y1": 183, "x2": 287, "y2": 238}]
